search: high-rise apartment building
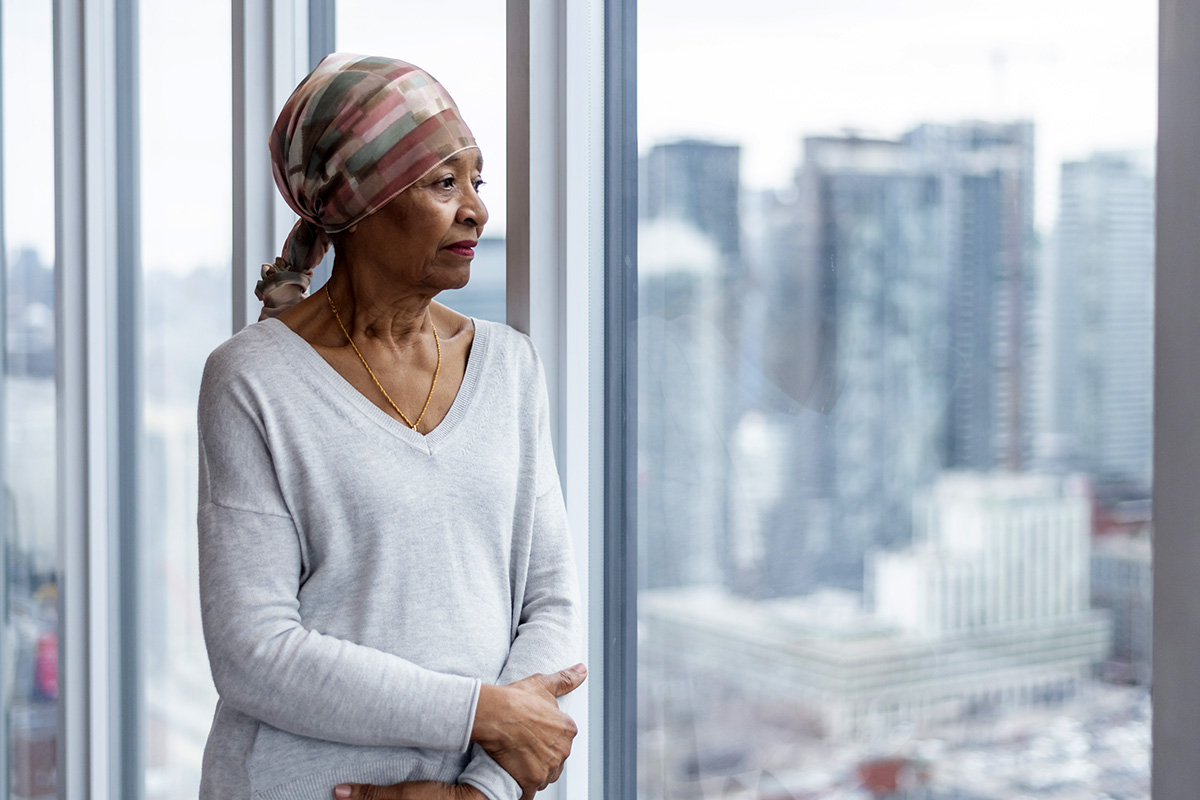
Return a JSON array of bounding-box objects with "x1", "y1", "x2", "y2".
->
[
  {"x1": 638, "y1": 141, "x2": 744, "y2": 589},
  {"x1": 753, "y1": 123, "x2": 1035, "y2": 594},
  {"x1": 638, "y1": 220, "x2": 728, "y2": 589},
  {"x1": 904, "y1": 122, "x2": 1036, "y2": 472},
  {"x1": 1046, "y1": 151, "x2": 1154, "y2": 489},
  {"x1": 641, "y1": 140, "x2": 742, "y2": 263},
  {"x1": 788, "y1": 133, "x2": 948, "y2": 588}
]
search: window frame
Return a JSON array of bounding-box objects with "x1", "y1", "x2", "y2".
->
[
  {"x1": 600, "y1": 0, "x2": 637, "y2": 797},
  {"x1": 506, "y1": 1, "x2": 606, "y2": 796},
  {"x1": 53, "y1": 0, "x2": 141, "y2": 796},
  {"x1": 1151, "y1": 0, "x2": 1200, "y2": 793}
]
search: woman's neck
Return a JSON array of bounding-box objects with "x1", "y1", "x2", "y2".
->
[{"x1": 324, "y1": 258, "x2": 436, "y2": 352}]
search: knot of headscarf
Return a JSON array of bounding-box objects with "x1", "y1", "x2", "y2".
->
[{"x1": 257, "y1": 53, "x2": 478, "y2": 319}]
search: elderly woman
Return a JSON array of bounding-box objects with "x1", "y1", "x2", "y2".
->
[{"x1": 197, "y1": 54, "x2": 583, "y2": 800}]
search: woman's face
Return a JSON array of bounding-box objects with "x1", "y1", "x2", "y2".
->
[{"x1": 349, "y1": 150, "x2": 489, "y2": 292}]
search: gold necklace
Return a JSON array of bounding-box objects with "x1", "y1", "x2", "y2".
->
[{"x1": 326, "y1": 285, "x2": 441, "y2": 430}]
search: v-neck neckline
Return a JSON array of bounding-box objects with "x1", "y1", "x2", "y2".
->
[{"x1": 263, "y1": 315, "x2": 489, "y2": 455}]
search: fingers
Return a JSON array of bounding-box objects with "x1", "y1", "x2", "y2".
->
[
  {"x1": 336, "y1": 785, "x2": 396, "y2": 800},
  {"x1": 542, "y1": 663, "x2": 587, "y2": 698},
  {"x1": 474, "y1": 668, "x2": 582, "y2": 796},
  {"x1": 335, "y1": 785, "x2": 404, "y2": 800}
]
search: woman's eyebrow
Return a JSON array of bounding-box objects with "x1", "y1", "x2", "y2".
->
[{"x1": 440, "y1": 152, "x2": 484, "y2": 171}]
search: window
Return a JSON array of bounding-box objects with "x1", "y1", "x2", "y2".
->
[
  {"x1": 2, "y1": 3, "x2": 59, "y2": 797},
  {"x1": 632, "y1": 2, "x2": 1156, "y2": 797},
  {"x1": 138, "y1": 3, "x2": 231, "y2": 797},
  {"x1": 4, "y1": 2, "x2": 1200, "y2": 798}
]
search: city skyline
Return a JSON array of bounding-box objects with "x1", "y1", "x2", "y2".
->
[{"x1": 633, "y1": 115, "x2": 1154, "y2": 796}]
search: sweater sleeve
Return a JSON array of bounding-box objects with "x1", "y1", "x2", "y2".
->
[
  {"x1": 458, "y1": 357, "x2": 583, "y2": 800},
  {"x1": 196, "y1": 356, "x2": 479, "y2": 751}
]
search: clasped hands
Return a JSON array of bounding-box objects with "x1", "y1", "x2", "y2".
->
[{"x1": 333, "y1": 664, "x2": 587, "y2": 800}]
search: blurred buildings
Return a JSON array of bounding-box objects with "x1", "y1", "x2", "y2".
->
[
  {"x1": 905, "y1": 123, "x2": 1036, "y2": 473},
  {"x1": 636, "y1": 131, "x2": 1154, "y2": 793},
  {"x1": 641, "y1": 140, "x2": 742, "y2": 265},
  {"x1": 637, "y1": 141, "x2": 742, "y2": 590},
  {"x1": 5, "y1": 247, "x2": 54, "y2": 379},
  {"x1": 1042, "y1": 151, "x2": 1155, "y2": 491},
  {"x1": 643, "y1": 473, "x2": 1111, "y2": 741},
  {"x1": 744, "y1": 122, "x2": 1036, "y2": 596},
  {"x1": 637, "y1": 127, "x2": 1155, "y2": 625},
  {"x1": 1091, "y1": 529, "x2": 1152, "y2": 685},
  {"x1": 3, "y1": 246, "x2": 59, "y2": 800}
]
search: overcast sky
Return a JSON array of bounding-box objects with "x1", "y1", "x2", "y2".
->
[
  {"x1": 3, "y1": 0, "x2": 1157, "y2": 273},
  {"x1": 639, "y1": 0, "x2": 1157, "y2": 231}
]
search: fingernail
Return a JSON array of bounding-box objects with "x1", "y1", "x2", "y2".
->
[
  {"x1": 334, "y1": 786, "x2": 351, "y2": 799},
  {"x1": 573, "y1": 663, "x2": 587, "y2": 675}
]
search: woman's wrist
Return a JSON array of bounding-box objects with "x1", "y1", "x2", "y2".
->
[{"x1": 471, "y1": 683, "x2": 505, "y2": 746}]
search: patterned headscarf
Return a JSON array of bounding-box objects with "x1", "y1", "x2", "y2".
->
[{"x1": 257, "y1": 53, "x2": 478, "y2": 319}]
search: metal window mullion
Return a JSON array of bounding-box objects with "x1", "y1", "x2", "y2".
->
[
  {"x1": 506, "y1": 0, "x2": 533, "y2": 339},
  {"x1": 304, "y1": 0, "x2": 336, "y2": 290},
  {"x1": 508, "y1": 2, "x2": 605, "y2": 798},
  {"x1": 53, "y1": 3, "x2": 89, "y2": 793},
  {"x1": 559, "y1": 1, "x2": 604, "y2": 799},
  {"x1": 602, "y1": 0, "x2": 637, "y2": 798},
  {"x1": 232, "y1": 0, "x2": 270, "y2": 332},
  {"x1": 0, "y1": 5, "x2": 9, "y2": 793},
  {"x1": 271, "y1": 0, "x2": 308, "y2": 248},
  {"x1": 232, "y1": 0, "x2": 309, "y2": 334},
  {"x1": 54, "y1": 0, "x2": 123, "y2": 797},
  {"x1": 82, "y1": 1, "x2": 120, "y2": 794},
  {"x1": 308, "y1": 0, "x2": 335, "y2": 70},
  {"x1": 114, "y1": 0, "x2": 144, "y2": 796},
  {"x1": 1153, "y1": 0, "x2": 1200, "y2": 794}
]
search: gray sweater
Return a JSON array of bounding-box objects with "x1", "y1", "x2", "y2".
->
[{"x1": 196, "y1": 317, "x2": 580, "y2": 800}]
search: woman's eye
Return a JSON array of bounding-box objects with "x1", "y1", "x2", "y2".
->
[
  {"x1": 473, "y1": 179, "x2": 486, "y2": 192},
  {"x1": 439, "y1": 177, "x2": 455, "y2": 189}
]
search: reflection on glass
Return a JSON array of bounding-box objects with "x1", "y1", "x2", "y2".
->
[
  {"x1": 139, "y1": 4, "x2": 230, "y2": 797},
  {"x1": 336, "y1": 0, "x2": 507, "y2": 322},
  {"x1": 636, "y1": 3, "x2": 1155, "y2": 798},
  {"x1": 2, "y1": 3, "x2": 58, "y2": 799}
]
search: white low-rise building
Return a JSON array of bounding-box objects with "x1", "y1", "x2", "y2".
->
[{"x1": 640, "y1": 473, "x2": 1112, "y2": 739}]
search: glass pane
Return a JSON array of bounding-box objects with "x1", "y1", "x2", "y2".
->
[
  {"x1": 139, "y1": 4, "x2": 229, "y2": 797},
  {"x1": 2, "y1": 4, "x2": 59, "y2": 799},
  {"x1": 336, "y1": 1, "x2": 506, "y2": 322},
  {"x1": 636, "y1": 3, "x2": 1155, "y2": 799}
]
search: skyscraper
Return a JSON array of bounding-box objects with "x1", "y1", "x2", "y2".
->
[
  {"x1": 772, "y1": 133, "x2": 948, "y2": 591},
  {"x1": 638, "y1": 141, "x2": 743, "y2": 590},
  {"x1": 1047, "y1": 151, "x2": 1154, "y2": 490},
  {"x1": 750, "y1": 122, "x2": 1036, "y2": 595},
  {"x1": 904, "y1": 122, "x2": 1036, "y2": 472},
  {"x1": 641, "y1": 140, "x2": 742, "y2": 263}
]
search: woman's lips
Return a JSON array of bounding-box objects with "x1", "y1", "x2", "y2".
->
[{"x1": 445, "y1": 240, "x2": 477, "y2": 257}]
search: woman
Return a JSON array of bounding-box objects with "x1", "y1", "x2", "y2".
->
[{"x1": 197, "y1": 54, "x2": 583, "y2": 800}]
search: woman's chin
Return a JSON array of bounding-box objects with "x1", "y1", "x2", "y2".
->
[{"x1": 432, "y1": 266, "x2": 472, "y2": 292}]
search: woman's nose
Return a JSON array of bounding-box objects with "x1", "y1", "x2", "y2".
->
[{"x1": 461, "y1": 191, "x2": 489, "y2": 229}]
